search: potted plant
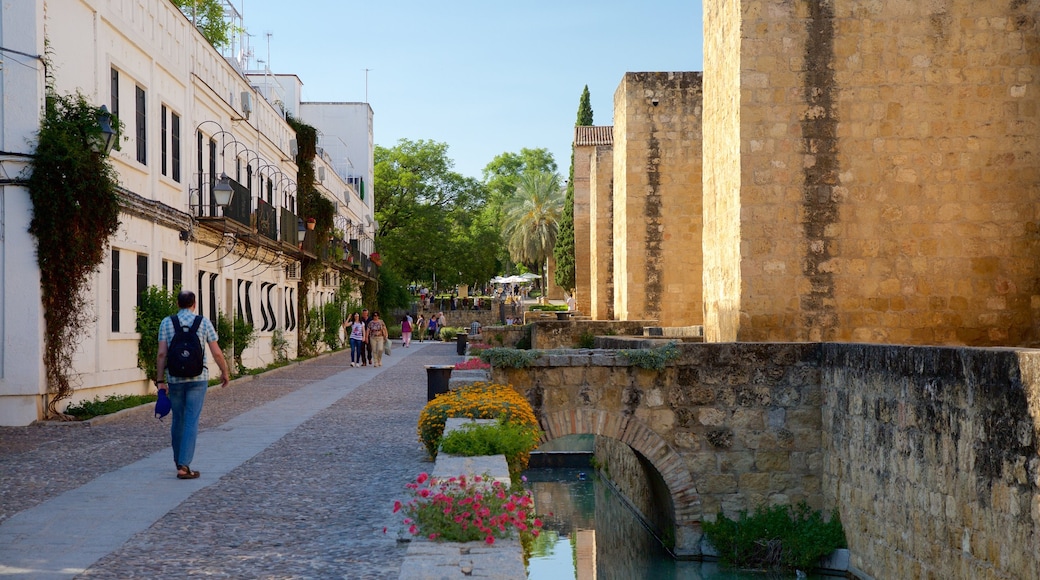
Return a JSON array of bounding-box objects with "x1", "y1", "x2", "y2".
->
[
  {"x1": 306, "y1": 217, "x2": 316, "y2": 230},
  {"x1": 370, "y1": 251, "x2": 382, "y2": 266}
]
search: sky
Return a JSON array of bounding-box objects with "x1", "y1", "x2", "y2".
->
[{"x1": 235, "y1": 0, "x2": 704, "y2": 181}]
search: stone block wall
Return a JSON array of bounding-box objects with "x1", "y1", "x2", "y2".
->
[
  {"x1": 701, "y1": 0, "x2": 1040, "y2": 346},
  {"x1": 589, "y1": 141, "x2": 614, "y2": 320},
  {"x1": 613, "y1": 72, "x2": 704, "y2": 327},
  {"x1": 528, "y1": 320, "x2": 653, "y2": 350},
  {"x1": 821, "y1": 344, "x2": 1040, "y2": 579},
  {"x1": 573, "y1": 135, "x2": 593, "y2": 315}
]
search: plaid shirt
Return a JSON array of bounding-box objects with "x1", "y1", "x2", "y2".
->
[{"x1": 158, "y1": 309, "x2": 218, "y2": 383}]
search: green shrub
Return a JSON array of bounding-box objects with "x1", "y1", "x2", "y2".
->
[
  {"x1": 271, "y1": 329, "x2": 290, "y2": 363},
  {"x1": 135, "y1": 285, "x2": 179, "y2": 379},
  {"x1": 217, "y1": 312, "x2": 256, "y2": 372},
  {"x1": 702, "y1": 503, "x2": 846, "y2": 572},
  {"x1": 478, "y1": 347, "x2": 541, "y2": 368},
  {"x1": 620, "y1": 341, "x2": 681, "y2": 370},
  {"x1": 577, "y1": 331, "x2": 596, "y2": 349},
  {"x1": 440, "y1": 326, "x2": 461, "y2": 341},
  {"x1": 440, "y1": 418, "x2": 541, "y2": 482},
  {"x1": 528, "y1": 304, "x2": 567, "y2": 312},
  {"x1": 65, "y1": 394, "x2": 157, "y2": 420},
  {"x1": 515, "y1": 324, "x2": 533, "y2": 349},
  {"x1": 321, "y1": 301, "x2": 344, "y2": 350}
]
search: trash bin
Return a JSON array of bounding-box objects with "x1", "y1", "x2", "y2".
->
[
  {"x1": 456, "y1": 332, "x2": 468, "y2": 356},
  {"x1": 425, "y1": 365, "x2": 454, "y2": 401},
  {"x1": 556, "y1": 311, "x2": 571, "y2": 321}
]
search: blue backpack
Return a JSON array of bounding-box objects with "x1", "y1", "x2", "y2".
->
[{"x1": 167, "y1": 315, "x2": 205, "y2": 378}]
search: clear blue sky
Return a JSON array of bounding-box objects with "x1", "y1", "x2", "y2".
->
[{"x1": 237, "y1": 0, "x2": 704, "y2": 180}]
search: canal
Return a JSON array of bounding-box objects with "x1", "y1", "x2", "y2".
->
[{"x1": 523, "y1": 466, "x2": 836, "y2": 580}]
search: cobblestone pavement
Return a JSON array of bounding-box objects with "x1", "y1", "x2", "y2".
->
[{"x1": 0, "y1": 342, "x2": 462, "y2": 579}]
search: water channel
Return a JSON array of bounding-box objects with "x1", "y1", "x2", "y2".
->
[{"x1": 522, "y1": 465, "x2": 835, "y2": 580}]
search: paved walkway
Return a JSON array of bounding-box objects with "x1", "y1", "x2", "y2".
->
[{"x1": 0, "y1": 341, "x2": 463, "y2": 579}]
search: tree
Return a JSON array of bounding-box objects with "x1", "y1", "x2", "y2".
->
[
  {"x1": 374, "y1": 139, "x2": 499, "y2": 289},
  {"x1": 502, "y1": 171, "x2": 565, "y2": 293},
  {"x1": 170, "y1": 0, "x2": 233, "y2": 49},
  {"x1": 554, "y1": 86, "x2": 594, "y2": 292},
  {"x1": 482, "y1": 148, "x2": 558, "y2": 273}
]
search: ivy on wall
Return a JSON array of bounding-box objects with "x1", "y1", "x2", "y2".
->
[{"x1": 28, "y1": 91, "x2": 122, "y2": 418}]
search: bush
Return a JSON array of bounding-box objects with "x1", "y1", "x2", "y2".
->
[
  {"x1": 702, "y1": 503, "x2": 846, "y2": 572},
  {"x1": 620, "y1": 341, "x2": 681, "y2": 370},
  {"x1": 440, "y1": 326, "x2": 461, "y2": 341},
  {"x1": 135, "y1": 285, "x2": 179, "y2": 379},
  {"x1": 417, "y1": 381, "x2": 539, "y2": 470},
  {"x1": 440, "y1": 419, "x2": 541, "y2": 481},
  {"x1": 528, "y1": 303, "x2": 567, "y2": 312},
  {"x1": 217, "y1": 312, "x2": 256, "y2": 372},
  {"x1": 478, "y1": 347, "x2": 541, "y2": 368},
  {"x1": 576, "y1": 331, "x2": 596, "y2": 349},
  {"x1": 65, "y1": 394, "x2": 157, "y2": 420}
]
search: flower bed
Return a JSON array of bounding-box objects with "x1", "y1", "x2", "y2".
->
[
  {"x1": 417, "y1": 382, "x2": 539, "y2": 474},
  {"x1": 454, "y1": 358, "x2": 491, "y2": 371},
  {"x1": 391, "y1": 472, "x2": 542, "y2": 544}
]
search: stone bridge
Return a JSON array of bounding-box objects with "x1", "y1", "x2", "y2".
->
[{"x1": 490, "y1": 342, "x2": 1040, "y2": 579}]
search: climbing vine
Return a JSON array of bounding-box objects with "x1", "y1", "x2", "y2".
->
[
  {"x1": 286, "y1": 114, "x2": 335, "y2": 355},
  {"x1": 28, "y1": 90, "x2": 123, "y2": 418}
]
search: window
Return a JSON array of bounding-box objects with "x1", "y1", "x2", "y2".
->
[
  {"x1": 135, "y1": 86, "x2": 146, "y2": 164},
  {"x1": 110, "y1": 69, "x2": 119, "y2": 117},
  {"x1": 162, "y1": 260, "x2": 183, "y2": 292},
  {"x1": 171, "y1": 112, "x2": 181, "y2": 182},
  {"x1": 111, "y1": 250, "x2": 120, "y2": 332},
  {"x1": 161, "y1": 105, "x2": 167, "y2": 176},
  {"x1": 136, "y1": 255, "x2": 148, "y2": 310}
]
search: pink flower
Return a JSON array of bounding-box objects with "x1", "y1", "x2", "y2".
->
[
  {"x1": 417, "y1": 472, "x2": 429, "y2": 484},
  {"x1": 419, "y1": 488, "x2": 431, "y2": 498},
  {"x1": 393, "y1": 500, "x2": 402, "y2": 513},
  {"x1": 382, "y1": 527, "x2": 388, "y2": 534},
  {"x1": 485, "y1": 536, "x2": 495, "y2": 545},
  {"x1": 409, "y1": 524, "x2": 418, "y2": 535}
]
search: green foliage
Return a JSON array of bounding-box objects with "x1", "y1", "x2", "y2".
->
[
  {"x1": 271, "y1": 329, "x2": 290, "y2": 364},
  {"x1": 502, "y1": 171, "x2": 564, "y2": 273},
  {"x1": 439, "y1": 326, "x2": 461, "y2": 341},
  {"x1": 620, "y1": 341, "x2": 681, "y2": 370},
  {"x1": 321, "y1": 301, "x2": 344, "y2": 350},
  {"x1": 299, "y1": 307, "x2": 324, "y2": 357},
  {"x1": 528, "y1": 304, "x2": 568, "y2": 311},
  {"x1": 554, "y1": 86, "x2": 591, "y2": 291},
  {"x1": 216, "y1": 312, "x2": 256, "y2": 372},
  {"x1": 374, "y1": 139, "x2": 498, "y2": 287},
  {"x1": 440, "y1": 419, "x2": 542, "y2": 482},
  {"x1": 577, "y1": 331, "x2": 596, "y2": 349},
  {"x1": 702, "y1": 503, "x2": 846, "y2": 572},
  {"x1": 478, "y1": 347, "x2": 541, "y2": 368},
  {"x1": 483, "y1": 149, "x2": 559, "y2": 275},
  {"x1": 29, "y1": 90, "x2": 123, "y2": 417},
  {"x1": 377, "y1": 266, "x2": 412, "y2": 314},
  {"x1": 64, "y1": 394, "x2": 157, "y2": 420},
  {"x1": 576, "y1": 85, "x2": 594, "y2": 126},
  {"x1": 515, "y1": 324, "x2": 533, "y2": 350},
  {"x1": 135, "y1": 286, "x2": 179, "y2": 379},
  {"x1": 170, "y1": 0, "x2": 233, "y2": 48}
]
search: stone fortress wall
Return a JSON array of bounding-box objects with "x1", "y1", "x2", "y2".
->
[{"x1": 583, "y1": 1, "x2": 1040, "y2": 348}]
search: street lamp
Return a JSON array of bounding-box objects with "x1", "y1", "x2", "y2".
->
[
  {"x1": 91, "y1": 105, "x2": 118, "y2": 156},
  {"x1": 213, "y1": 173, "x2": 234, "y2": 207}
]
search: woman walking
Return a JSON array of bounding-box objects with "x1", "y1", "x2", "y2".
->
[
  {"x1": 368, "y1": 312, "x2": 388, "y2": 366},
  {"x1": 427, "y1": 313, "x2": 438, "y2": 342},
  {"x1": 416, "y1": 314, "x2": 426, "y2": 343},
  {"x1": 348, "y1": 312, "x2": 366, "y2": 367},
  {"x1": 401, "y1": 314, "x2": 413, "y2": 348}
]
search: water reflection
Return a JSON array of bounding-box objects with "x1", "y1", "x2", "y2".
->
[{"x1": 524, "y1": 468, "x2": 827, "y2": 580}]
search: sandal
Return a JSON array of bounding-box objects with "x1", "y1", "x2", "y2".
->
[{"x1": 176, "y1": 465, "x2": 200, "y2": 479}]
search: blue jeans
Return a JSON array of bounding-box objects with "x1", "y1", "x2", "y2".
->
[
  {"x1": 350, "y1": 338, "x2": 363, "y2": 363},
  {"x1": 167, "y1": 380, "x2": 208, "y2": 467}
]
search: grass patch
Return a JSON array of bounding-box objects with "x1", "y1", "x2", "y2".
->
[{"x1": 64, "y1": 394, "x2": 157, "y2": 420}]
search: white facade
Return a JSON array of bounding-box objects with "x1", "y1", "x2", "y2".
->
[{"x1": 0, "y1": 0, "x2": 376, "y2": 425}]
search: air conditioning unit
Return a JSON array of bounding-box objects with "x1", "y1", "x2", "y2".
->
[{"x1": 285, "y1": 262, "x2": 301, "y2": 280}]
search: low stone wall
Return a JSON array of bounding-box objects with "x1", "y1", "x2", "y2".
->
[
  {"x1": 530, "y1": 320, "x2": 653, "y2": 350},
  {"x1": 486, "y1": 342, "x2": 1040, "y2": 577}
]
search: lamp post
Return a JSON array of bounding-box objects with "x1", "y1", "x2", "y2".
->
[{"x1": 91, "y1": 105, "x2": 118, "y2": 156}]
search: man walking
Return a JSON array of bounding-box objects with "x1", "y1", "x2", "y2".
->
[
  {"x1": 155, "y1": 290, "x2": 230, "y2": 480},
  {"x1": 360, "y1": 308, "x2": 373, "y2": 366}
]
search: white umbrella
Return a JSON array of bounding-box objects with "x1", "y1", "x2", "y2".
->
[{"x1": 519, "y1": 273, "x2": 540, "y2": 280}]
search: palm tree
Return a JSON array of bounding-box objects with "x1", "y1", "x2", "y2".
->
[{"x1": 501, "y1": 171, "x2": 565, "y2": 298}]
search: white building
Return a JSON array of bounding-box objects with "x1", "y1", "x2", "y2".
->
[{"x1": 0, "y1": 0, "x2": 376, "y2": 425}]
